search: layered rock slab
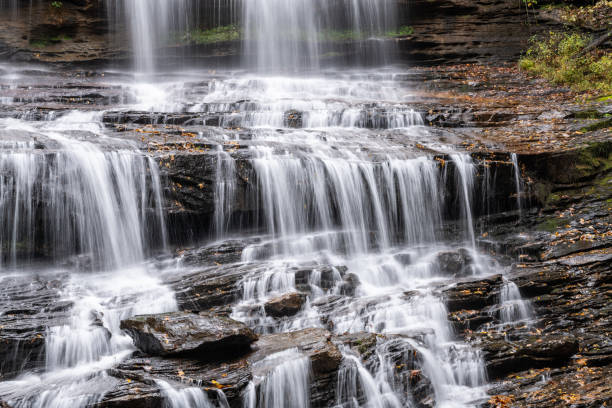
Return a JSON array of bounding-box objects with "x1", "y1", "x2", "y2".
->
[{"x1": 120, "y1": 311, "x2": 258, "y2": 357}]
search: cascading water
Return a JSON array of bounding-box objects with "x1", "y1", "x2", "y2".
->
[
  {"x1": 510, "y1": 153, "x2": 523, "y2": 216},
  {"x1": 244, "y1": 349, "x2": 312, "y2": 408},
  {"x1": 0, "y1": 113, "x2": 166, "y2": 269},
  {"x1": 0, "y1": 111, "x2": 178, "y2": 407},
  {"x1": 0, "y1": 0, "x2": 536, "y2": 405}
]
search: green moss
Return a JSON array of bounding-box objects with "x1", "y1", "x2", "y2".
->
[
  {"x1": 177, "y1": 25, "x2": 415, "y2": 45},
  {"x1": 29, "y1": 40, "x2": 48, "y2": 48},
  {"x1": 576, "y1": 142, "x2": 612, "y2": 177},
  {"x1": 580, "y1": 117, "x2": 612, "y2": 132},
  {"x1": 574, "y1": 109, "x2": 605, "y2": 119},
  {"x1": 384, "y1": 26, "x2": 414, "y2": 37},
  {"x1": 537, "y1": 217, "x2": 566, "y2": 232},
  {"x1": 596, "y1": 95, "x2": 612, "y2": 102},
  {"x1": 518, "y1": 31, "x2": 612, "y2": 95},
  {"x1": 181, "y1": 25, "x2": 241, "y2": 45},
  {"x1": 29, "y1": 34, "x2": 71, "y2": 48}
]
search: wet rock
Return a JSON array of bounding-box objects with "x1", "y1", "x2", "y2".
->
[
  {"x1": 168, "y1": 265, "x2": 245, "y2": 311},
  {"x1": 264, "y1": 292, "x2": 306, "y2": 317},
  {"x1": 92, "y1": 377, "x2": 163, "y2": 408},
  {"x1": 0, "y1": 276, "x2": 70, "y2": 379},
  {"x1": 177, "y1": 239, "x2": 250, "y2": 266},
  {"x1": 120, "y1": 311, "x2": 258, "y2": 357},
  {"x1": 486, "y1": 364, "x2": 612, "y2": 407},
  {"x1": 449, "y1": 309, "x2": 493, "y2": 332},
  {"x1": 105, "y1": 354, "x2": 251, "y2": 406},
  {"x1": 338, "y1": 272, "x2": 360, "y2": 296},
  {"x1": 443, "y1": 275, "x2": 502, "y2": 312},
  {"x1": 482, "y1": 335, "x2": 579, "y2": 379},
  {"x1": 434, "y1": 248, "x2": 473, "y2": 277},
  {"x1": 105, "y1": 328, "x2": 341, "y2": 407},
  {"x1": 251, "y1": 328, "x2": 343, "y2": 407},
  {"x1": 284, "y1": 109, "x2": 302, "y2": 128}
]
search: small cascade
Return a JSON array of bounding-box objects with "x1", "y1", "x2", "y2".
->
[
  {"x1": 0, "y1": 113, "x2": 166, "y2": 269},
  {"x1": 335, "y1": 347, "x2": 403, "y2": 408},
  {"x1": 157, "y1": 380, "x2": 214, "y2": 408},
  {"x1": 510, "y1": 153, "x2": 523, "y2": 216},
  {"x1": 244, "y1": 349, "x2": 311, "y2": 408},
  {"x1": 214, "y1": 146, "x2": 237, "y2": 238},
  {"x1": 450, "y1": 154, "x2": 477, "y2": 249},
  {"x1": 0, "y1": 111, "x2": 178, "y2": 407},
  {"x1": 499, "y1": 279, "x2": 533, "y2": 324},
  {"x1": 249, "y1": 150, "x2": 442, "y2": 256}
]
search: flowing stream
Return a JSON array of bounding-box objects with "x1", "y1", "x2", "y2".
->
[{"x1": 0, "y1": 0, "x2": 533, "y2": 407}]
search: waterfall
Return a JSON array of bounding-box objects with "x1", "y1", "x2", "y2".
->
[
  {"x1": 0, "y1": 111, "x2": 177, "y2": 408},
  {"x1": 214, "y1": 146, "x2": 237, "y2": 238},
  {"x1": 0, "y1": 113, "x2": 167, "y2": 270},
  {"x1": 242, "y1": 0, "x2": 398, "y2": 70},
  {"x1": 510, "y1": 153, "x2": 522, "y2": 216},
  {"x1": 499, "y1": 279, "x2": 533, "y2": 324},
  {"x1": 245, "y1": 349, "x2": 311, "y2": 408},
  {"x1": 450, "y1": 154, "x2": 477, "y2": 249},
  {"x1": 157, "y1": 380, "x2": 214, "y2": 408},
  {"x1": 106, "y1": 0, "x2": 189, "y2": 73}
]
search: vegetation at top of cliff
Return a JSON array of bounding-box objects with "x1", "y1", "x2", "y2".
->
[
  {"x1": 543, "y1": 0, "x2": 612, "y2": 31},
  {"x1": 519, "y1": 31, "x2": 612, "y2": 95}
]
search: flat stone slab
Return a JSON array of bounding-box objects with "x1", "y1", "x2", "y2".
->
[{"x1": 120, "y1": 311, "x2": 258, "y2": 357}]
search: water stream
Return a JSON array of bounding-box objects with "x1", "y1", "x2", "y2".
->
[{"x1": 0, "y1": 0, "x2": 535, "y2": 407}]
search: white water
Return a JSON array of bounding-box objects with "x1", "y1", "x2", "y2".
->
[
  {"x1": 0, "y1": 64, "x2": 534, "y2": 408},
  {"x1": 157, "y1": 379, "x2": 215, "y2": 408},
  {"x1": 0, "y1": 111, "x2": 177, "y2": 407},
  {"x1": 196, "y1": 75, "x2": 493, "y2": 407},
  {"x1": 107, "y1": 0, "x2": 189, "y2": 73},
  {"x1": 244, "y1": 348, "x2": 311, "y2": 408},
  {"x1": 510, "y1": 153, "x2": 522, "y2": 216},
  {"x1": 499, "y1": 279, "x2": 533, "y2": 324}
]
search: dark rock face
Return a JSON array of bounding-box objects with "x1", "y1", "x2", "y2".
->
[
  {"x1": 263, "y1": 292, "x2": 306, "y2": 317},
  {"x1": 101, "y1": 328, "x2": 342, "y2": 408},
  {"x1": 482, "y1": 335, "x2": 579, "y2": 379},
  {"x1": 168, "y1": 265, "x2": 245, "y2": 311},
  {"x1": 397, "y1": 0, "x2": 563, "y2": 65},
  {"x1": 434, "y1": 248, "x2": 473, "y2": 277},
  {"x1": 452, "y1": 158, "x2": 612, "y2": 406},
  {"x1": 0, "y1": 276, "x2": 70, "y2": 379},
  {"x1": 120, "y1": 311, "x2": 258, "y2": 357},
  {"x1": 443, "y1": 275, "x2": 502, "y2": 312}
]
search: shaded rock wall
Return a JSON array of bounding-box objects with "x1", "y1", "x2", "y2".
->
[{"x1": 0, "y1": 0, "x2": 563, "y2": 65}]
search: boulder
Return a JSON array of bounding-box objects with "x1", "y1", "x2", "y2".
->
[
  {"x1": 434, "y1": 248, "x2": 473, "y2": 277},
  {"x1": 120, "y1": 311, "x2": 258, "y2": 357},
  {"x1": 103, "y1": 328, "x2": 342, "y2": 407},
  {"x1": 442, "y1": 275, "x2": 502, "y2": 312},
  {"x1": 482, "y1": 335, "x2": 579, "y2": 379},
  {"x1": 264, "y1": 292, "x2": 307, "y2": 317},
  {"x1": 169, "y1": 265, "x2": 245, "y2": 311}
]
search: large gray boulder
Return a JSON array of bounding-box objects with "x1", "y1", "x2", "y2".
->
[{"x1": 120, "y1": 311, "x2": 258, "y2": 357}]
